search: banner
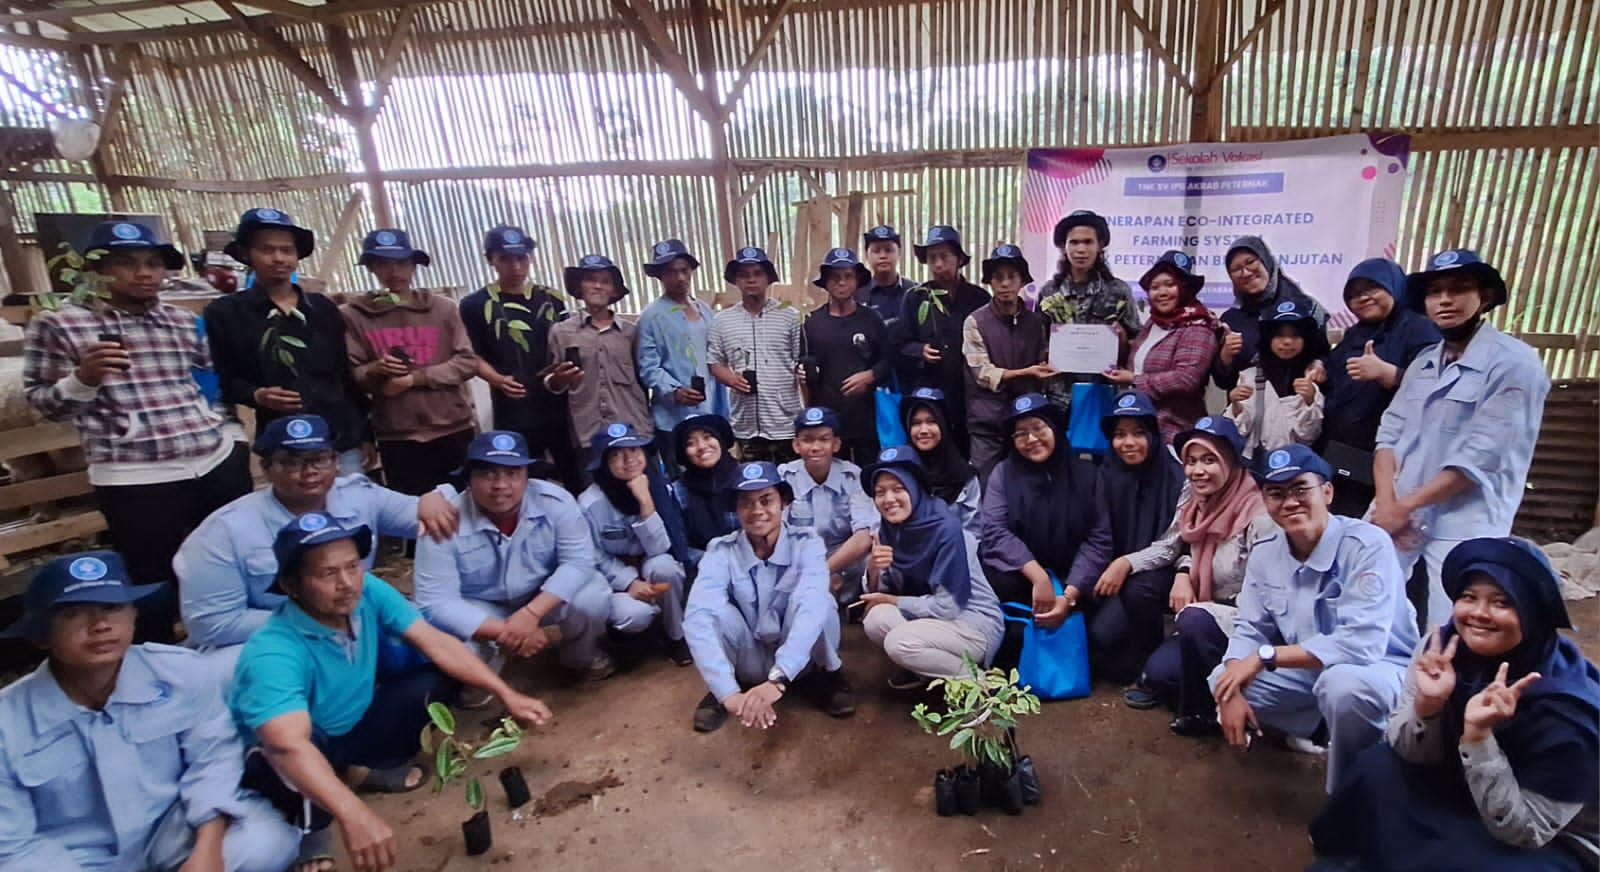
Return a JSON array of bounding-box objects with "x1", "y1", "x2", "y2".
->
[{"x1": 1018, "y1": 134, "x2": 1410, "y2": 325}]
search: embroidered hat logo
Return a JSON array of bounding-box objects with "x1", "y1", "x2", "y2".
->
[
  {"x1": 298, "y1": 513, "x2": 329, "y2": 532},
  {"x1": 1268, "y1": 449, "x2": 1292, "y2": 469},
  {"x1": 69, "y1": 557, "x2": 108, "y2": 581},
  {"x1": 607, "y1": 423, "x2": 628, "y2": 438},
  {"x1": 375, "y1": 231, "x2": 398, "y2": 246},
  {"x1": 1434, "y1": 250, "x2": 1460, "y2": 267},
  {"x1": 112, "y1": 223, "x2": 141, "y2": 240},
  {"x1": 491, "y1": 434, "x2": 517, "y2": 452},
  {"x1": 286, "y1": 418, "x2": 314, "y2": 439},
  {"x1": 742, "y1": 463, "x2": 763, "y2": 480},
  {"x1": 1118, "y1": 394, "x2": 1137, "y2": 409}
]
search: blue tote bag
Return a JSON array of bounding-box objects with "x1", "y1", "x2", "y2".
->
[
  {"x1": 874, "y1": 375, "x2": 908, "y2": 449},
  {"x1": 1066, "y1": 381, "x2": 1113, "y2": 457},
  {"x1": 1001, "y1": 574, "x2": 1091, "y2": 701}
]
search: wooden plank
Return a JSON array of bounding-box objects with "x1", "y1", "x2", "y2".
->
[
  {"x1": 0, "y1": 423, "x2": 79, "y2": 462},
  {"x1": 214, "y1": 0, "x2": 351, "y2": 118},
  {"x1": 726, "y1": 0, "x2": 799, "y2": 113},
  {"x1": 0, "y1": 471, "x2": 91, "y2": 513},
  {"x1": 0, "y1": 511, "x2": 106, "y2": 557}
]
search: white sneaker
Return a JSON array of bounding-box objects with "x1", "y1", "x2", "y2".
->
[{"x1": 1285, "y1": 735, "x2": 1327, "y2": 756}]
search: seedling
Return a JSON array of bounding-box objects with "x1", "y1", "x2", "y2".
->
[
  {"x1": 35, "y1": 243, "x2": 113, "y2": 311},
  {"x1": 911, "y1": 657, "x2": 1040, "y2": 770},
  {"x1": 420, "y1": 701, "x2": 525, "y2": 812}
]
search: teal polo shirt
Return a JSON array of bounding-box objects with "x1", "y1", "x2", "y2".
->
[{"x1": 230, "y1": 574, "x2": 421, "y2": 738}]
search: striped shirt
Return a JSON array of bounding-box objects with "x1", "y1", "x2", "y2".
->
[
  {"x1": 24, "y1": 300, "x2": 228, "y2": 469},
  {"x1": 707, "y1": 298, "x2": 803, "y2": 440}
]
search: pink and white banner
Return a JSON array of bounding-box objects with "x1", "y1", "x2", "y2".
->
[{"x1": 1018, "y1": 134, "x2": 1410, "y2": 326}]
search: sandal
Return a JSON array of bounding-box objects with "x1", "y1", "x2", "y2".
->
[
  {"x1": 355, "y1": 763, "x2": 426, "y2": 794},
  {"x1": 294, "y1": 828, "x2": 336, "y2": 872}
]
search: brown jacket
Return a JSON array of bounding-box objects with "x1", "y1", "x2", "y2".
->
[{"x1": 342, "y1": 290, "x2": 478, "y2": 442}]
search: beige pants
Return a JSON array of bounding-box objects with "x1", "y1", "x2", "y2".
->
[{"x1": 863, "y1": 604, "x2": 992, "y2": 678}]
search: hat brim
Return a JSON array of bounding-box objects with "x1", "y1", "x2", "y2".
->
[
  {"x1": 229, "y1": 224, "x2": 315, "y2": 262},
  {"x1": 1404, "y1": 263, "x2": 1507, "y2": 312},
  {"x1": 673, "y1": 414, "x2": 734, "y2": 465},
  {"x1": 359, "y1": 249, "x2": 431, "y2": 268},
  {"x1": 732, "y1": 479, "x2": 793, "y2": 501},
  {"x1": 1251, "y1": 460, "x2": 1332, "y2": 484},
  {"x1": 252, "y1": 435, "x2": 333, "y2": 456},
  {"x1": 980, "y1": 257, "x2": 1034, "y2": 286},
  {"x1": 267, "y1": 524, "x2": 373, "y2": 595},
  {"x1": 564, "y1": 266, "x2": 630, "y2": 303},
  {"x1": 1099, "y1": 407, "x2": 1158, "y2": 440},
  {"x1": 1052, "y1": 214, "x2": 1111, "y2": 248},
  {"x1": 88, "y1": 243, "x2": 185, "y2": 272},
  {"x1": 1173, "y1": 428, "x2": 1243, "y2": 467},
  {"x1": 1138, "y1": 262, "x2": 1205, "y2": 295},
  {"x1": 811, "y1": 263, "x2": 871, "y2": 289},
  {"x1": 723, "y1": 260, "x2": 780, "y2": 285},
  {"x1": 643, "y1": 253, "x2": 701, "y2": 278},
  {"x1": 913, "y1": 242, "x2": 972, "y2": 268},
  {"x1": 1001, "y1": 402, "x2": 1065, "y2": 434},
  {"x1": 0, "y1": 581, "x2": 165, "y2": 640},
  {"x1": 862, "y1": 458, "x2": 927, "y2": 497},
  {"x1": 588, "y1": 434, "x2": 654, "y2": 469},
  {"x1": 862, "y1": 234, "x2": 901, "y2": 248}
]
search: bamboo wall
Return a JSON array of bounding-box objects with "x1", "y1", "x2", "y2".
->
[{"x1": 0, "y1": 0, "x2": 1596, "y2": 370}]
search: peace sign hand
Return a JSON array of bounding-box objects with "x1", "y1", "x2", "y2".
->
[
  {"x1": 1461, "y1": 661, "x2": 1541, "y2": 744},
  {"x1": 1412, "y1": 630, "x2": 1459, "y2": 718}
]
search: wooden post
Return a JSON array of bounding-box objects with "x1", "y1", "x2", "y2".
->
[
  {"x1": 324, "y1": 7, "x2": 393, "y2": 227},
  {"x1": 1191, "y1": 0, "x2": 1222, "y2": 141},
  {"x1": 0, "y1": 186, "x2": 38, "y2": 296}
]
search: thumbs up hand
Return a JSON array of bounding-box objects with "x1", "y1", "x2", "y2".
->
[
  {"x1": 1345, "y1": 339, "x2": 1398, "y2": 386},
  {"x1": 867, "y1": 531, "x2": 894, "y2": 575},
  {"x1": 1218, "y1": 324, "x2": 1244, "y2": 365}
]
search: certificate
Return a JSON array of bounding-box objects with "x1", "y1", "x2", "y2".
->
[{"x1": 1048, "y1": 323, "x2": 1119, "y2": 374}]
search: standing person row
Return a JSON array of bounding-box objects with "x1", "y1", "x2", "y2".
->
[
  {"x1": 898, "y1": 227, "x2": 990, "y2": 457},
  {"x1": 636, "y1": 239, "x2": 715, "y2": 475},
  {"x1": 709, "y1": 247, "x2": 803, "y2": 463}
]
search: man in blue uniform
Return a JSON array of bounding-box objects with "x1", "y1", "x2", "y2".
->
[
  {"x1": 1209, "y1": 445, "x2": 1418, "y2": 792},
  {"x1": 778, "y1": 407, "x2": 879, "y2": 607},
  {"x1": 0, "y1": 551, "x2": 299, "y2": 872}
]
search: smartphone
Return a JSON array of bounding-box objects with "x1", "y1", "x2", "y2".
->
[
  {"x1": 741, "y1": 368, "x2": 758, "y2": 391},
  {"x1": 98, "y1": 332, "x2": 130, "y2": 370},
  {"x1": 388, "y1": 346, "x2": 412, "y2": 366},
  {"x1": 689, "y1": 375, "x2": 705, "y2": 395},
  {"x1": 564, "y1": 347, "x2": 582, "y2": 368}
]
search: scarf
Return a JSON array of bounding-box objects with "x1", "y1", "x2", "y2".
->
[
  {"x1": 673, "y1": 419, "x2": 740, "y2": 551},
  {"x1": 1098, "y1": 416, "x2": 1185, "y2": 555},
  {"x1": 1003, "y1": 414, "x2": 1097, "y2": 574},
  {"x1": 1227, "y1": 235, "x2": 1299, "y2": 313},
  {"x1": 903, "y1": 398, "x2": 978, "y2": 505},
  {"x1": 1257, "y1": 317, "x2": 1330, "y2": 397},
  {"x1": 594, "y1": 455, "x2": 691, "y2": 565},
  {"x1": 1177, "y1": 435, "x2": 1265, "y2": 601},
  {"x1": 875, "y1": 469, "x2": 972, "y2": 603},
  {"x1": 1145, "y1": 268, "x2": 1216, "y2": 330}
]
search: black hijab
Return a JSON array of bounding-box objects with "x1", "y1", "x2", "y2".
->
[
  {"x1": 1002, "y1": 405, "x2": 1097, "y2": 574},
  {"x1": 594, "y1": 448, "x2": 690, "y2": 565},
  {"x1": 1097, "y1": 413, "x2": 1184, "y2": 555},
  {"x1": 672, "y1": 415, "x2": 740, "y2": 551},
  {"x1": 902, "y1": 395, "x2": 977, "y2": 504},
  {"x1": 872, "y1": 466, "x2": 972, "y2": 602},
  {"x1": 1257, "y1": 311, "x2": 1330, "y2": 397}
]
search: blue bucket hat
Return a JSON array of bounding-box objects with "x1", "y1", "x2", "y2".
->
[
  {"x1": 0, "y1": 551, "x2": 163, "y2": 641},
  {"x1": 564, "y1": 254, "x2": 630, "y2": 303},
  {"x1": 812, "y1": 248, "x2": 871, "y2": 289},
  {"x1": 1442, "y1": 537, "x2": 1572, "y2": 631},
  {"x1": 1100, "y1": 390, "x2": 1159, "y2": 439},
  {"x1": 1138, "y1": 249, "x2": 1206, "y2": 295},
  {"x1": 83, "y1": 221, "x2": 184, "y2": 271},
  {"x1": 643, "y1": 239, "x2": 701, "y2": 278},
  {"x1": 464, "y1": 430, "x2": 536, "y2": 468},
  {"x1": 733, "y1": 461, "x2": 793, "y2": 502},
  {"x1": 1254, "y1": 444, "x2": 1334, "y2": 484},
  {"x1": 253, "y1": 414, "x2": 333, "y2": 456},
  {"x1": 1052, "y1": 209, "x2": 1110, "y2": 248},
  {"x1": 1173, "y1": 415, "x2": 1247, "y2": 464},
  {"x1": 794, "y1": 406, "x2": 841, "y2": 434},
  {"x1": 861, "y1": 444, "x2": 928, "y2": 496},
  {"x1": 862, "y1": 225, "x2": 901, "y2": 247},
  {"x1": 672, "y1": 413, "x2": 734, "y2": 467},
  {"x1": 899, "y1": 385, "x2": 949, "y2": 422},
  {"x1": 268, "y1": 513, "x2": 373, "y2": 595},
  {"x1": 225, "y1": 207, "x2": 315, "y2": 262},
  {"x1": 587, "y1": 421, "x2": 653, "y2": 469},
  {"x1": 724, "y1": 246, "x2": 780, "y2": 284},
  {"x1": 1001, "y1": 392, "x2": 1064, "y2": 432},
  {"x1": 913, "y1": 225, "x2": 971, "y2": 267},
  {"x1": 1405, "y1": 248, "x2": 1507, "y2": 312},
  {"x1": 1343, "y1": 257, "x2": 1408, "y2": 308},
  {"x1": 1259, "y1": 300, "x2": 1331, "y2": 358},
  {"x1": 483, "y1": 225, "x2": 535, "y2": 257},
  {"x1": 980, "y1": 243, "x2": 1034, "y2": 285},
  {"x1": 358, "y1": 228, "x2": 431, "y2": 267}
]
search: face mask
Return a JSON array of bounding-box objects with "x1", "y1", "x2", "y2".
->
[{"x1": 1438, "y1": 312, "x2": 1483, "y2": 343}]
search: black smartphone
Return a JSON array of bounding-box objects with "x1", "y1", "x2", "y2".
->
[
  {"x1": 98, "y1": 332, "x2": 130, "y2": 370},
  {"x1": 565, "y1": 347, "x2": 582, "y2": 368},
  {"x1": 689, "y1": 375, "x2": 705, "y2": 394},
  {"x1": 388, "y1": 346, "x2": 412, "y2": 366},
  {"x1": 741, "y1": 368, "x2": 758, "y2": 391}
]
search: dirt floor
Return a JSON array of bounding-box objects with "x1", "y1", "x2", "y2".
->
[{"x1": 361, "y1": 596, "x2": 1600, "y2": 872}]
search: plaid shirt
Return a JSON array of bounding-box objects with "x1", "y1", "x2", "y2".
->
[{"x1": 24, "y1": 301, "x2": 227, "y2": 465}]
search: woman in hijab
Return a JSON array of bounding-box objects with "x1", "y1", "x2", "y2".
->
[
  {"x1": 1310, "y1": 537, "x2": 1600, "y2": 871},
  {"x1": 860, "y1": 446, "x2": 1004, "y2": 688},
  {"x1": 1212, "y1": 235, "x2": 1329, "y2": 392},
  {"x1": 1318, "y1": 258, "x2": 1441, "y2": 518},
  {"x1": 580, "y1": 422, "x2": 694, "y2": 665},
  {"x1": 1120, "y1": 417, "x2": 1276, "y2": 719},
  {"x1": 1104, "y1": 251, "x2": 1218, "y2": 444},
  {"x1": 900, "y1": 387, "x2": 981, "y2": 532},
  {"x1": 1224, "y1": 301, "x2": 1331, "y2": 461},
  {"x1": 1085, "y1": 392, "x2": 1186, "y2": 685},
  {"x1": 977, "y1": 393, "x2": 1111, "y2": 669},
  {"x1": 670, "y1": 414, "x2": 740, "y2": 563}
]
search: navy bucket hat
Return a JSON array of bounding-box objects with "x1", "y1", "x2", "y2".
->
[
  {"x1": 862, "y1": 225, "x2": 901, "y2": 247},
  {"x1": 724, "y1": 246, "x2": 780, "y2": 285},
  {"x1": 862, "y1": 444, "x2": 928, "y2": 496},
  {"x1": 1100, "y1": 390, "x2": 1159, "y2": 440},
  {"x1": 1052, "y1": 209, "x2": 1110, "y2": 248},
  {"x1": 980, "y1": 244, "x2": 1034, "y2": 285},
  {"x1": 268, "y1": 513, "x2": 373, "y2": 595},
  {"x1": 1138, "y1": 249, "x2": 1206, "y2": 295},
  {"x1": 812, "y1": 248, "x2": 871, "y2": 289},
  {"x1": 644, "y1": 239, "x2": 701, "y2": 278},
  {"x1": 83, "y1": 221, "x2": 184, "y2": 271},
  {"x1": 483, "y1": 225, "x2": 535, "y2": 257},
  {"x1": 225, "y1": 207, "x2": 315, "y2": 262},
  {"x1": 564, "y1": 254, "x2": 630, "y2": 303},
  {"x1": 732, "y1": 461, "x2": 793, "y2": 502},
  {"x1": 913, "y1": 225, "x2": 972, "y2": 267},
  {"x1": 1, "y1": 551, "x2": 163, "y2": 641},
  {"x1": 358, "y1": 228, "x2": 431, "y2": 267},
  {"x1": 1174, "y1": 415, "x2": 1247, "y2": 465},
  {"x1": 1405, "y1": 248, "x2": 1508, "y2": 312}
]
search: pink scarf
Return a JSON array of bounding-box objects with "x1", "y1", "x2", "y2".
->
[{"x1": 1177, "y1": 437, "x2": 1265, "y2": 601}]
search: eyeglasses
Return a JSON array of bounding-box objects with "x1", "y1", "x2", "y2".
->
[
  {"x1": 1344, "y1": 286, "x2": 1388, "y2": 304},
  {"x1": 1262, "y1": 483, "x2": 1320, "y2": 505},
  {"x1": 1011, "y1": 423, "x2": 1053, "y2": 444},
  {"x1": 272, "y1": 451, "x2": 337, "y2": 473}
]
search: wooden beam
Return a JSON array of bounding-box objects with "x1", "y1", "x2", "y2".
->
[
  {"x1": 0, "y1": 0, "x2": 193, "y2": 25},
  {"x1": 317, "y1": 188, "x2": 366, "y2": 288},
  {"x1": 95, "y1": 46, "x2": 138, "y2": 134},
  {"x1": 734, "y1": 166, "x2": 775, "y2": 209},
  {"x1": 687, "y1": 0, "x2": 721, "y2": 106},
  {"x1": 0, "y1": 510, "x2": 107, "y2": 559},
  {"x1": 237, "y1": 0, "x2": 326, "y2": 18},
  {"x1": 612, "y1": 0, "x2": 717, "y2": 119},
  {"x1": 725, "y1": 0, "x2": 797, "y2": 114},
  {"x1": 0, "y1": 187, "x2": 36, "y2": 298},
  {"x1": 0, "y1": 66, "x2": 70, "y2": 119},
  {"x1": 214, "y1": 0, "x2": 350, "y2": 117},
  {"x1": 1202, "y1": 0, "x2": 1287, "y2": 94},
  {"x1": 1116, "y1": 0, "x2": 1194, "y2": 94},
  {"x1": 0, "y1": 421, "x2": 80, "y2": 462},
  {"x1": 322, "y1": 8, "x2": 391, "y2": 225},
  {"x1": 366, "y1": 6, "x2": 418, "y2": 118},
  {"x1": 0, "y1": 29, "x2": 67, "y2": 50},
  {"x1": 1190, "y1": 0, "x2": 1222, "y2": 141},
  {"x1": 0, "y1": 471, "x2": 91, "y2": 514}
]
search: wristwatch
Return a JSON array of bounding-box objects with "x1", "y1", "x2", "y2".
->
[
  {"x1": 1257, "y1": 643, "x2": 1278, "y2": 672},
  {"x1": 767, "y1": 666, "x2": 788, "y2": 694}
]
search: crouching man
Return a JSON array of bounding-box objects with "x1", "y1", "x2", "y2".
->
[
  {"x1": 684, "y1": 461, "x2": 855, "y2": 733},
  {"x1": 0, "y1": 550, "x2": 299, "y2": 872},
  {"x1": 232, "y1": 514, "x2": 550, "y2": 872}
]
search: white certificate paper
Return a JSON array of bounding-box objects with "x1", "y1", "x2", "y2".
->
[{"x1": 1048, "y1": 323, "x2": 1118, "y2": 374}]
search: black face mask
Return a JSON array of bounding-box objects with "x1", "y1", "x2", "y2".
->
[{"x1": 1438, "y1": 311, "x2": 1485, "y2": 343}]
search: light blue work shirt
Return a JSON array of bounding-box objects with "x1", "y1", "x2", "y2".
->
[
  {"x1": 175, "y1": 474, "x2": 428, "y2": 649},
  {"x1": 231, "y1": 574, "x2": 419, "y2": 737},
  {"x1": 1223, "y1": 516, "x2": 1419, "y2": 668},
  {"x1": 577, "y1": 484, "x2": 679, "y2": 591},
  {"x1": 0, "y1": 645, "x2": 255, "y2": 870},
  {"x1": 413, "y1": 480, "x2": 599, "y2": 639},
  {"x1": 684, "y1": 524, "x2": 833, "y2": 700},
  {"x1": 779, "y1": 459, "x2": 879, "y2": 553},
  {"x1": 1375, "y1": 324, "x2": 1550, "y2": 540},
  {"x1": 948, "y1": 476, "x2": 982, "y2": 537},
  {"x1": 635, "y1": 295, "x2": 715, "y2": 433}
]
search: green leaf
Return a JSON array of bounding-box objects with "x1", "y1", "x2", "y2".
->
[
  {"x1": 950, "y1": 727, "x2": 974, "y2": 752},
  {"x1": 58, "y1": 268, "x2": 78, "y2": 282},
  {"x1": 420, "y1": 724, "x2": 434, "y2": 756},
  {"x1": 472, "y1": 735, "x2": 521, "y2": 759},
  {"x1": 509, "y1": 332, "x2": 529, "y2": 353},
  {"x1": 276, "y1": 349, "x2": 295, "y2": 367},
  {"x1": 448, "y1": 759, "x2": 469, "y2": 779},
  {"x1": 465, "y1": 777, "x2": 484, "y2": 811},
  {"x1": 427, "y1": 701, "x2": 456, "y2": 735},
  {"x1": 435, "y1": 741, "x2": 452, "y2": 784},
  {"x1": 504, "y1": 302, "x2": 532, "y2": 314},
  {"x1": 507, "y1": 320, "x2": 532, "y2": 332},
  {"x1": 493, "y1": 320, "x2": 503, "y2": 338},
  {"x1": 917, "y1": 300, "x2": 930, "y2": 325},
  {"x1": 280, "y1": 335, "x2": 307, "y2": 349}
]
